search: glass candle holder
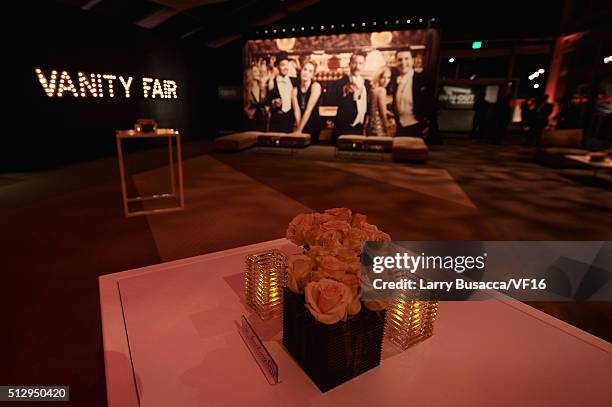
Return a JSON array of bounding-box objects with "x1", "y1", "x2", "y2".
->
[
  {"x1": 384, "y1": 297, "x2": 438, "y2": 351},
  {"x1": 245, "y1": 249, "x2": 287, "y2": 320}
]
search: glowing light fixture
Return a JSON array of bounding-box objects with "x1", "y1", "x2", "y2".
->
[
  {"x1": 276, "y1": 37, "x2": 296, "y2": 51},
  {"x1": 472, "y1": 41, "x2": 482, "y2": 49},
  {"x1": 385, "y1": 298, "x2": 438, "y2": 350},
  {"x1": 34, "y1": 68, "x2": 176, "y2": 99},
  {"x1": 370, "y1": 31, "x2": 393, "y2": 48},
  {"x1": 245, "y1": 249, "x2": 287, "y2": 320}
]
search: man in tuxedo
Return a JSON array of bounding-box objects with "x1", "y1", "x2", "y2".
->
[
  {"x1": 332, "y1": 51, "x2": 370, "y2": 141},
  {"x1": 393, "y1": 49, "x2": 432, "y2": 138},
  {"x1": 266, "y1": 51, "x2": 296, "y2": 133}
]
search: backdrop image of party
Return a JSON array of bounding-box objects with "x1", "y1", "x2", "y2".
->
[{"x1": 244, "y1": 29, "x2": 440, "y2": 144}]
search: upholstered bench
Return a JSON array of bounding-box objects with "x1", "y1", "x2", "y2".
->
[
  {"x1": 364, "y1": 136, "x2": 394, "y2": 152},
  {"x1": 258, "y1": 132, "x2": 311, "y2": 147},
  {"x1": 213, "y1": 131, "x2": 260, "y2": 151},
  {"x1": 337, "y1": 135, "x2": 367, "y2": 150},
  {"x1": 392, "y1": 137, "x2": 429, "y2": 162},
  {"x1": 537, "y1": 129, "x2": 587, "y2": 166}
]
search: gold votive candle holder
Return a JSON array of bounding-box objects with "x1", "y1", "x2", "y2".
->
[
  {"x1": 245, "y1": 249, "x2": 287, "y2": 320},
  {"x1": 384, "y1": 298, "x2": 438, "y2": 351}
]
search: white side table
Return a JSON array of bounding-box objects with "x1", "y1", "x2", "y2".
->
[{"x1": 115, "y1": 129, "x2": 184, "y2": 217}]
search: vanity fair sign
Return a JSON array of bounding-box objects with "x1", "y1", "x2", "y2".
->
[{"x1": 33, "y1": 68, "x2": 179, "y2": 100}]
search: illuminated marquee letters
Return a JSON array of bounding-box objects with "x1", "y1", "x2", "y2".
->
[
  {"x1": 34, "y1": 68, "x2": 178, "y2": 100},
  {"x1": 142, "y1": 77, "x2": 178, "y2": 99}
]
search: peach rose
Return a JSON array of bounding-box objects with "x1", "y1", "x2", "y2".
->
[
  {"x1": 287, "y1": 254, "x2": 313, "y2": 294},
  {"x1": 313, "y1": 212, "x2": 335, "y2": 224},
  {"x1": 303, "y1": 226, "x2": 322, "y2": 248},
  {"x1": 315, "y1": 229, "x2": 343, "y2": 248},
  {"x1": 345, "y1": 257, "x2": 362, "y2": 277},
  {"x1": 324, "y1": 207, "x2": 352, "y2": 222},
  {"x1": 286, "y1": 213, "x2": 317, "y2": 246},
  {"x1": 343, "y1": 227, "x2": 369, "y2": 253},
  {"x1": 335, "y1": 246, "x2": 360, "y2": 264},
  {"x1": 320, "y1": 219, "x2": 351, "y2": 236},
  {"x1": 348, "y1": 296, "x2": 362, "y2": 315},
  {"x1": 306, "y1": 244, "x2": 340, "y2": 262},
  {"x1": 351, "y1": 213, "x2": 368, "y2": 227},
  {"x1": 341, "y1": 273, "x2": 362, "y2": 316},
  {"x1": 315, "y1": 255, "x2": 349, "y2": 281},
  {"x1": 305, "y1": 278, "x2": 353, "y2": 324},
  {"x1": 372, "y1": 230, "x2": 391, "y2": 242},
  {"x1": 359, "y1": 222, "x2": 380, "y2": 240},
  {"x1": 341, "y1": 272, "x2": 360, "y2": 292}
]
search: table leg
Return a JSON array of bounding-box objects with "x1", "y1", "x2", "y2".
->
[
  {"x1": 116, "y1": 136, "x2": 129, "y2": 217},
  {"x1": 176, "y1": 134, "x2": 185, "y2": 210},
  {"x1": 168, "y1": 136, "x2": 176, "y2": 197}
]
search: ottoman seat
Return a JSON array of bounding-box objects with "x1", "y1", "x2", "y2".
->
[
  {"x1": 337, "y1": 135, "x2": 367, "y2": 150},
  {"x1": 214, "y1": 132, "x2": 260, "y2": 151},
  {"x1": 257, "y1": 132, "x2": 311, "y2": 147},
  {"x1": 392, "y1": 137, "x2": 429, "y2": 161},
  {"x1": 363, "y1": 136, "x2": 394, "y2": 152}
]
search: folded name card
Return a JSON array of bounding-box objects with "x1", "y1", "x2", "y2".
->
[{"x1": 238, "y1": 315, "x2": 279, "y2": 385}]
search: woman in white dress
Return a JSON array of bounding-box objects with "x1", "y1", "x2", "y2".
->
[{"x1": 366, "y1": 67, "x2": 392, "y2": 136}]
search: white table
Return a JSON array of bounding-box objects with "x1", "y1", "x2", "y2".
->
[
  {"x1": 115, "y1": 129, "x2": 185, "y2": 217},
  {"x1": 99, "y1": 239, "x2": 612, "y2": 407},
  {"x1": 565, "y1": 154, "x2": 612, "y2": 177}
]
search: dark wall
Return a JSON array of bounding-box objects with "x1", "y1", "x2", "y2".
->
[
  {"x1": 208, "y1": 41, "x2": 246, "y2": 133},
  {"x1": 11, "y1": 2, "x2": 214, "y2": 171}
]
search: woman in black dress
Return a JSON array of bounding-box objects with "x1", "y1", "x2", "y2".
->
[{"x1": 291, "y1": 60, "x2": 322, "y2": 143}]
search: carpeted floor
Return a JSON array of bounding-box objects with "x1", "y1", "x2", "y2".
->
[{"x1": 2, "y1": 138, "x2": 611, "y2": 406}]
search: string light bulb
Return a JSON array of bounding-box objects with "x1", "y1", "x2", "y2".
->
[
  {"x1": 35, "y1": 68, "x2": 58, "y2": 97},
  {"x1": 56, "y1": 70, "x2": 78, "y2": 97},
  {"x1": 78, "y1": 72, "x2": 98, "y2": 97},
  {"x1": 119, "y1": 75, "x2": 133, "y2": 98}
]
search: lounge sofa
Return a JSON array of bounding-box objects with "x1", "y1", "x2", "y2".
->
[
  {"x1": 257, "y1": 132, "x2": 311, "y2": 147},
  {"x1": 213, "y1": 131, "x2": 260, "y2": 151},
  {"x1": 391, "y1": 137, "x2": 429, "y2": 162},
  {"x1": 214, "y1": 131, "x2": 311, "y2": 151},
  {"x1": 536, "y1": 129, "x2": 588, "y2": 166},
  {"x1": 215, "y1": 131, "x2": 430, "y2": 163},
  {"x1": 337, "y1": 134, "x2": 428, "y2": 162},
  {"x1": 364, "y1": 136, "x2": 394, "y2": 152},
  {"x1": 336, "y1": 135, "x2": 367, "y2": 151}
]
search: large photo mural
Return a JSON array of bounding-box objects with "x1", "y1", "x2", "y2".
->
[{"x1": 244, "y1": 29, "x2": 440, "y2": 143}]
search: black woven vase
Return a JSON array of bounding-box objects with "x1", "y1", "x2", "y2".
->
[{"x1": 282, "y1": 289, "x2": 385, "y2": 392}]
